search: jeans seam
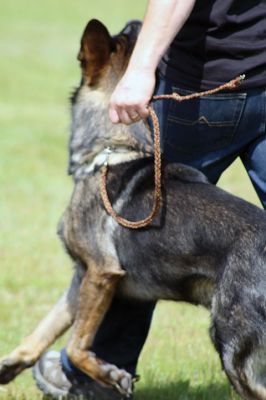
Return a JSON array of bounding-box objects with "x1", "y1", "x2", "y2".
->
[
  {"x1": 228, "y1": 92, "x2": 247, "y2": 146},
  {"x1": 260, "y1": 90, "x2": 266, "y2": 137},
  {"x1": 167, "y1": 116, "x2": 237, "y2": 127}
]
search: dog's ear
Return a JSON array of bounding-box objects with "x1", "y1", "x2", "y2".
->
[{"x1": 78, "y1": 19, "x2": 114, "y2": 85}]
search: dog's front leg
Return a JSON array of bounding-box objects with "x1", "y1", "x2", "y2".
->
[
  {"x1": 0, "y1": 270, "x2": 81, "y2": 384},
  {"x1": 66, "y1": 266, "x2": 133, "y2": 397}
]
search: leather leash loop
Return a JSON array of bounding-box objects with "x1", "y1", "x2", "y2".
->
[{"x1": 100, "y1": 75, "x2": 245, "y2": 229}]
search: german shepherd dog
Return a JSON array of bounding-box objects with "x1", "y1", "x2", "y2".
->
[{"x1": 1, "y1": 19, "x2": 266, "y2": 400}]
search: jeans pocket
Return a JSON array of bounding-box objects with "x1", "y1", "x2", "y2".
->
[{"x1": 164, "y1": 87, "x2": 247, "y2": 157}]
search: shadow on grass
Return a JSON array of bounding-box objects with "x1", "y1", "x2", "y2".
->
[
  {"x1": 3, "y1": 380, "x2": 239, "y2": 400},
  {"x1": 135, "y1": 379, "x2": 239, "y2": 400}
]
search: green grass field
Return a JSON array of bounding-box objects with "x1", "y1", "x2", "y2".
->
[{"x1": 0, "y1": 1, "x2": 261, "y2": 399}]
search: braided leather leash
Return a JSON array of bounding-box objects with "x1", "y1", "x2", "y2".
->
[{"x1": 100, "y1": 75, "x2": 245, "y2": 229}]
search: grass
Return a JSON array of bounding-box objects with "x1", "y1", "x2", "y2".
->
[{"x1": 0, "y1": 1, "x2": 261, "y2": 399}]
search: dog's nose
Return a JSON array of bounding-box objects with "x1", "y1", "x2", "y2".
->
[{"x1": 121, "y1": 20, "x2": 142, "y2": 36}]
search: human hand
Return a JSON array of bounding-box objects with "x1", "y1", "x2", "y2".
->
[{"x1": 108, "y1": 69, "x2": 156, "y2": 125}]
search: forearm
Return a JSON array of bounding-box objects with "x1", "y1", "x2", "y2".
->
[
  {"x1": 128, "y1": 0, "x2": 196, "y2": 73},
  {"x1": 109, "y1": 0, "x2": 196, "y2": 124}
]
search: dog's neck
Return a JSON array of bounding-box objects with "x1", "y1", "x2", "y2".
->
[
  {"x1": 68, "y1": 86, "x2": 153, "y2": 180},
  {"x1": 71, "y1": 145, "x2": 143, "y2": 181}
]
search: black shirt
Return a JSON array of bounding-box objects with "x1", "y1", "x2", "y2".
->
[{"x1": 159, "y1": 0, "x2": 266, "y2": 90}]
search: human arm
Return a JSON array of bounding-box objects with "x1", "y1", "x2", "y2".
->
[{"x1": 108, "y1": 0, "x2": 196, "y2": 125}]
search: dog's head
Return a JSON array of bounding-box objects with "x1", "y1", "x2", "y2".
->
[
  {"x1": 69, "y1": 20, "x2": 153, "y2": 179},
  {"x1": 77, "y1": 19, "x2": 141, "y2": 88}
]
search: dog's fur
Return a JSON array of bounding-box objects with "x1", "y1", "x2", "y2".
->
[{"x1": 1, "y1": 19, "x2": 266, "y2": 400}]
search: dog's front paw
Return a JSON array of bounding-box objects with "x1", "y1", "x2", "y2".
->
[
  {"x1": 100, "y1": 363, "x2": 133, "y2": 397},
  {"x1": 0, "y1": 356, "x2": 30, "y2": 384}
]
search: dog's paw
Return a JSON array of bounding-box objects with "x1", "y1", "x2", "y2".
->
[
  {"x1": 99, "y1": 363, "x2": 133, "y2": 397},
  {"x1": 0, "y1": 357, "x2": 30, "y2": 384}
]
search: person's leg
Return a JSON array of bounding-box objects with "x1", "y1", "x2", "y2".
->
[
  {"x1": 241, "y1": 135, "x2": 266, "y2": 209},
  {"x1": 61, "y1": 297, "x2": 155, "y2": 377},
  {"x1": 155, "y1": 76, "x2": 266, "y2": 197}
]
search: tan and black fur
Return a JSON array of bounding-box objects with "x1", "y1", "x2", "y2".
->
[{"x1": 1, "y1": 19, "x2": 266, "y2": 400}]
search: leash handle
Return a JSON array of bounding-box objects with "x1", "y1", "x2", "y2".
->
[{"x1": 100, "y1": 75, "x2": 245, "y2": 229}]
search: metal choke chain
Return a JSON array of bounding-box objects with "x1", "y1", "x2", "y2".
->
[{"x1": 100, "y1": 75, "x2": 245, "y2": 229}]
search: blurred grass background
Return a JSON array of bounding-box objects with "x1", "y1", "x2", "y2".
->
[{"x1": 0, "y1": 1, "x2": 260, "y2": 399}]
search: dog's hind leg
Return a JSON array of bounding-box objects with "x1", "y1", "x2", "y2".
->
[
  {"x1": 0, "y1": 270, "x2": 81, "y2": 384},
  {"x1": 65, "y1": 265, "x2": 133, "y2": 397}
]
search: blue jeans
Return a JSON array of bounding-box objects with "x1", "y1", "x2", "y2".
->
[{"x1": 61, "y1": 74, "x2": 266, "y2": 379}]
